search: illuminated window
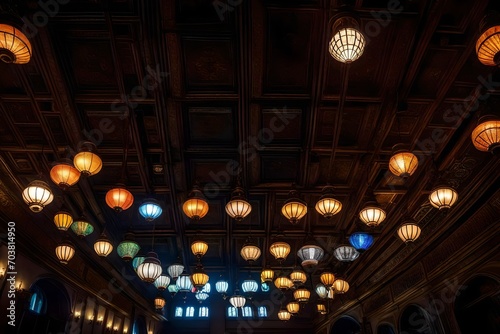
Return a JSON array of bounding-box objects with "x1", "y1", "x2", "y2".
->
[
  {"x1": 174, "y1": 307, "x2": 183, "y2": 317},
  {"x1": 258, "y1": 306, "x2": 267, "y2": 318},
  {"x1": 242, "y1": 306, "x2": 253, "y2": 317},
  {"x1": 186, "y1": 306, "x2": 195, "y2": 317},
  {"x1": 227, "y1": 306, "x2": 238, "y2": 318},
  {"x1": 199, "y1": 306, "x2": 209, "y2": 317},
  {"x1": 29, "y1": 291, "x2": 44, "y2": 314}
]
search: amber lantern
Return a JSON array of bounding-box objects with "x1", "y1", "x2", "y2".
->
[
  {"x1": 240, "y1": 241, "x2": 261, "y2": 262},
  {"x1": 471, "y1": 116, "x2": 500, "y2": 154},
  {"x1": 55, "y1": 241, "x2": 75, "y2": 264},
  {"x1": 190, "y1": 263, "x2": 209, "y2": 289},
  {"x1": 106, "y1": 186, "x2": 134, "y2": 212},
  {"x1": 333, "y1": 279, "x2": 349, "y2": 294},
  {"x1": 94, "y1": 233, "x2": 113, "y2": 257},
  {"x1": 476, "y1": 13, "x2": 500, "y2": 66},
  {"x1": 429, "y1": 186, "x2": 458, "y2": 210},
  {"x1": 50, "y1": 160, "x2": 80, "y2": 190},
  {"x1": 397, "y1": 220, "x2": 421, "y2": 243},
  {"x1": 261, "y1": 268, "x2": 274, "y2": 283},
  {"x1": 290, "y1": 268, "x2": 307, "y2": 285},
  {"x1": 286, "y1": 301, "x2": 300, "y2": 314},
  {"x1": 359, "y1": 197, "x2": 386, "y2": 227},
  {"x1": 281, "y1": 190, "x2": 307, "y2": 225},
  {"x1": 317, "y1": 303, "x2": 327, "y2": 315},
  {"x1": 225, "y1": 185, "x2": 252, "y2": 221},
  {"x1": 191, "y1": 240, "x2": 209, "y2": 258},
  {"x1": 293, "y1": 288, "x2": 310, "y2": 302},
  {"x1": 274, "y1": 276, "x2": 293, "y2": 290},
  {"x1": 22, "y1": 180, "x2": 54, "y2": 213},
  {"x1": 278, "y1": 308, "x2": 291, "y2": 321},
  {"x1": 269, "y1": 240, "x2": 291, "y2": 262},
  {"x1": 328, "y1": 14, "x2": 365, "y2": 63},
  {"x1": 154, "y1": 296, "x2": 165, "y2": 310},
  {"x1": 320, "y1": 272, "x2": 336, "y2": 288},
  {"x1": 182, "y1": 184, "x2": 209, "y2": 220},
  {"x1": 389, "y1": 145, "x2": 418, "y2": 178},
  {"x1": 315, "y1": 186, "x2": 342, "y2": 219},
  {"x1": 0, "y1": 23, "x2": 31, "y2": 64},
  {"x1": 53, "y1": 211, "x2": 74, "y2": 231},
  {"x1": 73, "y1": 142, "x2": 102, "y2": 176}
]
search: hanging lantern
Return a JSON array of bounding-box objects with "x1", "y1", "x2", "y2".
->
[
  {"x1": 168, "y1": 283, "x2": 179, "y2": 296},
  {"x1": 241, "y1": 279, "x2": 259, "y2": 293},
  {"x1": 154, "y1": 296, "x2": 165, "y2": 310},
  {"x1": 317, "y1": 303, "x2": 327, "y2": 315},
  {"x1": 106, "y1": 186, "x2": 134, "y2": 212},
  {"x1": 137, "y1": 251, "x2": 162, "y2": 283},
  {"x1": 240, "y1": 241, "x2": 261, "y2": 262},
  {"x1": 290, "y1": 267, "x2": 307, "y2": 285},
  {"x1": 73, "y1": 142, "x2": 102, "y2": 176},
  {"x1": 0, "y1": 23, "x2": 31, "y2": 64},
  {"x1": 117, "y1": 232, "x2": 140, "y2": 261},
  {"x1": 50, "y1": 161, "x2": 80, "y2": 190},
  {"x1": 333, "y1": 279, "x2": 349, "y2": 294},
  {"x1": 315, "y1": 284, "x2": 328, "y2": 299},
  {"x1": 138, "y1": 199, "x2": 163, "y2": 222},
  {"x1": 359, "y1": 202, "x2": 386, "y2": 227},
  {"x1": 315, "y1": 186, "x2": 342, "y2": 219},
  {"x1": 70, "y1": 218, "x2": 94, "y2": 237},
  {"x1": 287, "y1": 301, "x2": 300, "y2": 314},
  {"x1": 397, "y1": 220, "x2": 421, "y2": 243},
  {"x1": 281, "y1": 190, "x2": 307, "y2": 225},
  {"x1": 334, "y1": 245, "x2": 359, "y2": 262},
  {"x1": 278, "y1": 308, "x2": 291, "y2": 321},
  {"x1": 327, "y1": 287, "x2": 335, "y2": 299},
  {"x1": 201, "y1": 282, "x2": 211, "y2": 293},
  {"x1": 196, "y1": 292, "x2": 209, "y2": 301},
  {"x1": 22, "y1": 180, "x2": 54, "y2": 213},
  {"x1": 229, "y1": 290, "x2": 246, "y2": 308},
  {"x1": 389, "y1": 145, "x2": 419, "y2": 178},
  {"x1": 476, "y1": 14, "x2": 500, "y2": 66},
  {"x1": 328, "y1": 13, "x2": 365, "y2": 63},
  {"x1": 225, "y1": 186, "x2": 252, "y2": 221},
  {"x1": 176, "y1": 271, "x2": 193, "y2": 292},
  {"x1": 269, "y1": 241, "x2": 291, "y2": 262},
  {"x1": 261, "y1": 268, "x2": 274, "y2": 283},
  {"x1": 274, "y1": 276, "x2": 293, "y2": 290},
  {"x1": 55, "y1": 241, "x2": 75, "y2": 264},
  {"x1": 471, "y1": 115, "x2": 500, "y2": 154},
  {"x1": 429, "y1": 186, "x2": 458, "y2": 210},
  {"x1": 297, "y1": 244, "x2": 324, "y2": 268},
  {"x1": 53, "y1": 211, "x2": 74, "y2": 231},
  {"x1": 190, "y1": 264, "x2": 209, "y2": 289},
  {"x1": 182, "y1": 185, "x2": 209, "y2": 220},
  {"x1": 293, "y1": 288, "x2": 310, "y2": 302},
  {"x1": 191, "y1": 240, "x2": 209, "y2": 258},
  {"x1": 349, "y1": 232, "x2": 374, "y2": 252},
  {"x1": 167, "y1": 262, "x2": 184, "y2": 280},
  {"x1": 132, "y1": 256, "x2": 145, "y2": 272},
  {"x1": 94, "y1": 233, "x2": 113, "y2": 257},
  {"x1": 154, "y1": 275, "x2": 171, "y2": 291},
  {"x1": 216, "y1": 280, "x2": 229, "y2": 294},
  {"x1": 320, "y1": 272, "x2": 336, "y2": 288}
]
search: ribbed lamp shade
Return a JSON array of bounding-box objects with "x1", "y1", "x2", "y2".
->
[
  {"x1": 240, "y1": 242, "x2": 261, "y2": 262},
  {"x1": 328, "y1": 16, "x2": 365, "y2": 63},
  {"x1": 73, "y1": 150, "x2": 102, "y2": 176},
  {"x1": 281, "y1": 197, "x2": 307, "y2": 224},
  {"x1": 261, "y1": 268, "x2": 274, "y2": 283},
  {"x1": 297, "y1": 244, "x2": 324, "y2": 268},
  {"x1": 117, "y1": 233, "x2": 140, "y2": 261},
  {"x1": 294, "y1": 288, "x2": 310, "y2": 302},
  {"x1": 349, "y1": 232, "x2": 374, "y2": 251},
  {"x1": 167, "y1": 263, "x2": 184, "y2": 280},
  {"x1": 132, "y1": 256, "x2": 145, "y2": 272},
  {"x1": 333, "y1": 245, "x2": 359, "y2": 262},
  {"x1": 278, "y1": 309, "x2": 291, "y2": 321},
  {"x1": 274, "y1": 276, "x2": 293, "y2": 290},
  {"x1": 290, "y1": 268, "x2": 307, "y2": 285},
  {"x1": 317, "y1": 303, "x2": 327, "y2": 315},
  {"x1": 225, "y1": 186, "x2": 252, "y2": 220},
  {"x1": 397, "y1": 221, "x2": 421, "y2": 243},
  {"x1": 333, "y1": 279, "x2": 349, "y2": 294},
  {"x1": 191, "y1": 265, "x2": 209, "y2": 289},
  {"x1": 55, "y1": 242, "x2": 75, "y2": 264},
  {"x1": 70, "y1": 219, "x2": 94, "y2": 237},
  {"x1": 22, "y1": 180, "x2": 54, "y2": 213},
  {"x1": 216, "y1": 280, "x2": 228, "y2": 293},
  {"x1": 191, "y1": 240, "x2": 209, "y2": 257},
  {"x1": 94, "y1": 234, "x2": 113, "y2": 257},
  {"x1": 137, "y1": 252, "x2": 162, "y2": 283},
  {"x1": 168, "y1": 284, "x2": 179, "y2": 295},
  {"x1": 154, "y1": 275, "x2": 171, "y2": 290},
  {"x1": 315, "y1": 284, "x2": 328, "y2": 299},
  {"x1": 320, "y1": 272, "x2": 336, "y2": 288},
  {"x1": 389, "y1": 150, "x2": 418, "y2": 178},
  {"x1": 471, "y1": 116, "x2": 500, "y2": 153},
  {"x1": 241, "y1": 279, "x2": 258, "y2": 293},
  {"x1": 359, "y1": 205, "x2": 386, "y2": 227},
  {"x1": 429, "y1": 186, "x2": 458, "y2": 210},
  {"x1": 315, "y1": 187, "x2": 342, "y2": 218},
  {"x1": 196, "y1": 292, "x2": 209, "y2": 301},
  {"x1": 53, "y1": 211, "x2": 73, "y2": 231},
  {"x1": 229, "y1": 293, "x2": 246, "y2": 308},
  {"x1": 183, "y1": 186, "x2": 209, "y2": 220},
  {"x1": 287, "y1": 301, "x2": 300, "y2": 314},
  {"x1": 138, "y1": 199, "x2": 163, "y2": 221},
  {"x1": 176, "y1": 272, "x2": 193, "y2": 292},
  {"x1": 476, "y1": 14, "x2": 500, "y2": 66},
  {"x1": 105, "y1": 187, "x2": 134, "y2": 212},
  {"x1": 0, "y1": 24, "x2": 32, "y2": 64},
  {"x1": 154, "y1": 296, "x2": 165, "y2": 310},
  {"x1": 50, "y1": 162, "x2": 80, "y2": 190},
  {"x1": 269, "y1": 241, "x2": 291, "y2": 261}
]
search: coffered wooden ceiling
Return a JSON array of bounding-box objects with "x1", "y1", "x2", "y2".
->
[{"x1": 0, "y1": 0, "x2": 499, "y2": 324}]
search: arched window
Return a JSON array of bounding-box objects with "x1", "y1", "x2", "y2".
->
[
  {"x1": 400, "y1": 304, "x2": 436, "y2": 334},
  {"x1": 377, "y1": 324, "x2": 395, "y2": 334},
  {"x1": 28, "y1": 288, "x2": 45, "y2": 314},
  {"x1": 199, "y1": 306, "x2": 209, "y2": 317},
  {"x1": 132, "y1": 315, "x2": 147, "y2": 334},
  {"x1": 185, "y1": 306, "x2": 195, "y2": 317},
  {"x1": 174, "y1": 307, "x2": 183, "y2": 318},
  {"x1": 227, "y1": 306, "x2": 237, "y2": 318},
  {"x1": 242, "y1": 306, "x2": 253, "y2": 317},
  {"x1": 330, "y1": 316, "x2": 361, "y2": 334},
  {"x1": 258, "y1": 306, "x2": 267, "y2": 317}
]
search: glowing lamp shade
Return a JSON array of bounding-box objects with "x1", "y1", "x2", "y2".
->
[
  {"x1": 191, "y1": 240, "x2": 209, "y2": 257},
  {"x1": 0, "y1": 24, "x2": 31, "y2": 64},
  {"x1": 70, "y1": 218, "x2": 94, "y2": 237},
  {"x1": 278, "y1": 309, "x2": 291, "y2": 321},
  {"x1": 317, "y1": 303, "x2": 327, "y2": 315},
  {"x1": 73, "y1": 150, "x2": 102, "y2": 176},
  {"x1": 168, "y1": 283, "x2": 179, "y2": 295},
  {"x1": 315, "y1": 187, "x2": 342, "y2": 219},
  {"x1": 241, "y1": 279, "x2": 258, "y2": 293},
  {"x1": 293, "y1": 288, "x2": 310, "y2": 302},
  {"x1": 471, "y1": 116, "x2": 500, "y2": 153},
  {"x1": 132, "y1": 256, "x2": 145, "y2": 272},
  {"x1": 196, "y1": 292, "x2": 209, "y2": 301},
  {"x1": 53, "y1": 211, "x2": 73, "y2": 231},
  {"x1": 167, "y1": 263, "x2": 184, "y2": 280},
  {"x1": 297, "y1": 244, "x2": 324, "y2": 268},
  {"x1": 154, "y1": 275, "x2": 171, "y2": 290},
  {"x1": 429, "y1": 186, "x2": 458, "y2": 210},
  {"x1": 328, "y1": 16, "x2": 365, "y2": 63},
  {"x1": 476, "y1": 16, "x2": 500, "y2": 66},
  {"x1": 327, "y1": 287, "x2": 335, "y2": 299},
  {"x1": 191, "y1": 266, "x2": 209, "y2": 289},
  {"x1": 274, "y1": 276, "x2": 293, "y2": 290},
  {"x1": 182, "y1": 186, "x2": 209, "y2": 220},
  {"x1": 50, "y1": 162, "x2": 80, "y2": 190},
  {"x1": 216, "y1": 280, "x2": 229, "y2": 294},
  {"x1": 389, "y1": 149, "x2": 418, "y2": 178},
  {"x1": 359, "y1": 205, "x2": 386, "y2": 227},
  {"x1": 240, "y1": 242, "x2": 261, "y2": 262},
  {"x1": 397, "y1": 221, "x2": 421, "y2": 243},
  {"x1": 333, "y1": 245, "x2": 359, "y2": 262},
  {"x1": 269, "y1": 241, "x2": 291, "y2": 262},
  {"x1": 117, "y1": 233, "x2": 140, "y2": 261},
  {"x1": 105, "y1": 187, "x2": 134, "y2": 212},
  {"x1": 55, "y1": 242, "x2": 75, "y2": 264},
  {"x1": 138, "y1": 199, "x2": 163, "y2": 221},
  {"x1": 349, "y1": 232, "x2": 374, "y2": 251},
  {"x1": 290, "y1": 268, "x2": 307, "y2": 285},
  {"x1": 176, "y1": 272, "x2": 193, "y2": 292},
  {"x1": 225, "y1": 186, "x2": 252, "y2": 220},
  {"x1": 94, "y1": 234, "x2": 113, "y2": 257},
  {"x1": 287, "y1": 301, "x2": 300, "y2": 314},
  {"x1": 315, "y1": 284, "x2": 328, "y2": 299},
  {"x1": 229, "y1": 294, "x2": 246, "y2": 308},
  {"x1": 333, "y1": 279, "x2": 349, "y2": 294},
  {"x1": 137, "y1": 251, "x2": 162, "y2": 283},
  {"x1": 281, "y1": 196, "x2": 307, "y2": 225},
  {"x1": 261, "y1": 268, "x2": 274, "y2": 283},
  {"x1": 154, "y1": 297, "x2": 165, "y2": 310},
  {"x1": 22, "y1": 180, "x2": 54, "y2": 213},
  {"x1": 320, "y1": 272, "x2": 336, "y2": 288}
]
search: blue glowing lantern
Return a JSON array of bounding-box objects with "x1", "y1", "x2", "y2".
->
[
  {"x1": 349, "y1": 232, "x2": 374, "y2": 252},
  {"x1": 139, "y1": 199, "x2": 163, "y2": 222}
]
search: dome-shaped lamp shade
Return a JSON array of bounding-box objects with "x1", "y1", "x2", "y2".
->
[
  {"x1": 297, "y1": 244, "x2": 324, "y2": 268},
  {"x1": 191, "y1": 240, "x2": 209, "y2": 257},
  {"x1": 94, "y1": 234, "x2": 113, "y2": 257},
  {"x1": 196, "y1": 292, "x2": 209, "y2": 301},
  {"x1": 471, "y1": 116, "x2": 500, "y2": 154},
  {"x1": 349, "y1": 232, "x2": 374, "y2": 251},
  {"x1": 287, "y1": 301, "x2": 300, "y2": 314},
  {"x1": 154, "y1": 275, "x2": 171, "y2": 290},
  {"x1": 389, "y1": 150, "x2": 418, "y2": 178},
  {"x1": 327, "y1": 287, "x2": 335, "y2": 299},
  {"x1": 168, "y1": 283, "x2": 179, "y2": 295},
  {"x1": 216, "y1": 280, "x2": 229, "y2": 294},
  {"x1": 315, "y1": 187, "x2": 342, "y2": 219},
  {"x1": 73, "y1": 149, "x2": 102, "y2": 176},
  {"x1": 191, "y1": 265, "x2": 209, "y2": 289},
  {"x1": 70, "y1": 219, "x2": 94, "y2": 237},
  {"x1": 278, "y1": 309, "x2": 291, "y2": 321},
  {"x1": 315, "y1": 284, "x2": 328, "y2": 299},
  {"x1": 229, "y1": 294, "x2": 246, "y2": 308},
  {"x1": 317, "y1": 303, "x2": 327, "y2": 315},
  {"x1": 132, "y1": 256, "x2": 145, "y2": 272},
  {"x1": 290, "y1": 268, "x2": 307, "y2": 285},
  {"x1": 281, "y1": 195, "x2": 307, "y2": 225},
  {"x1": 397, "y1": 221, "x2": 421, "y2": 243},
  {"x1": 261, "y1": 268, "x2": 274, "y2": 283},
  {"x1": 55, "y1": 242, "x2": 75, "y2": 264},
  {"x1": 294, "y1": 288, "x2": 310, "y2": 302},
  {"x1": 320, "y1": 272, "x2": 336, "y2": 288},
  {"x1": 137, "y1": 251, "x2": 162, "y2": 283},
  {"x1": 168, "y1": 263, "x2": 184, "y2": 280},
  {"x1": 183, "y1": 186, "x2": 209, "y2": 220},
  {"x1": 117, "y1": 233, "x2": 140, "y2": 261},
  {"x1": 429, "y1": 186, "x2": 458, "y2": 210},
  {"x1": 333, "y1": 279, "x2": 349, "y2": 294},
  {"x1": 240, "y1": 242, "x2": 261, "y2": 262},
  {"x1": 0, "y1": 24, "x2": 31, "y2": 64},
  {"x1": 53, "y1": 211, "x2": 74, "y2": 231},
  {"x1": 334, "y1": 245, "x2": 360, "y2": 262},
  {"x1": 274, "y1": 276, "x2": 293, "y2": 290},
  {"x1": 359, "y1": 205, "x2": 386, "y2": 227},
  {"x1": 50, "y1": 162, "x2": 80, "y2": 190},
  {"x1": 106, "y1": 187, "x2": 134, "y2": 212},
  {"x1": 476, "y1": 14, "x2": 500, "y2": 66},
  {"x1": 328, "y1": 15, "x2": 365, "y2": 63},
  {"x1": 138, "y1": 199, "x2": 163, "y2": 222},
  {"x1": 225, "y1": 186, "x2": 252, "y2": 221},
  {"x1": 269, "y1": 241, "x2": 291, "y2": 262},
  {"x1": 154, "y1": 296, "x2": 165, "y2": 310},
  {"x1": 176, "y1": 272, "x2": 193, "y2": 292},
  {"x1": 241, "y1": 279, "x2": 258, "y2": 293},
  {"x1": 22, "y1": 180, "x2": 54, "y2": 213}
]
